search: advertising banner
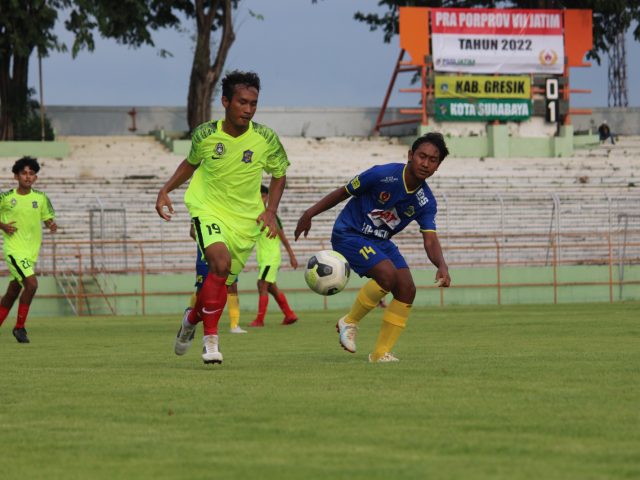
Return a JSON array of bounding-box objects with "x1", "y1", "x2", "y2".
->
[
  {"x1": 435, "y1": 99, "x2": 532, "y2": 121},
  {"x1": 435, "y1": 75, "x2": 531, "y2": 99},
  {"x1": 431, "y1": 8, "x2": 564, "y2": 74}
]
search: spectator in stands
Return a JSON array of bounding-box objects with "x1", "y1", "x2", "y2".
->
[
  {"x1": 598, "y1": 121, "x2": 616, "y2": 145},
  {"x1": 294, "y1": 132, "x2": 451, "y2": 363},
  {"x1": 155, "y1": 70, "x2": 289, "y2": 366},
  {"x1": 248, "y1": 184, "x2": 299, "y2": 327},
  {"x1": 0, "y1": 157, "x2": 57, "y2": 343}
]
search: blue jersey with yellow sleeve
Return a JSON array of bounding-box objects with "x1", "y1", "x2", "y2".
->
[{"x1": 333, "y1": 163, "x2": 437, "y2": 240}]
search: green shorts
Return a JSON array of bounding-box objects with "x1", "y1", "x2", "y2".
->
[
  {"x1": 191, "y1": 213, "x2": 258, "y2": 285},
  {"x1": 4, "y1": 251, "x2": 36, "y2": 283},
  {"x1": 256, "y1": 234, "x2": 282, "y2": 284}
]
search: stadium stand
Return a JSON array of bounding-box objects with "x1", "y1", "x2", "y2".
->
[{"x1": 2, "y1": 135, "x2": 638, "y2": 273}]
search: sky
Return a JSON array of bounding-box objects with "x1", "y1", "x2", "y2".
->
[{"x1": 29, "y1": 0, "x2": 640, "y2": 109}]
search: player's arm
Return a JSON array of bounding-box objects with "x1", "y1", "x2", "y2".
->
[
  {"x1": 0, "y1": 221, "x2": 17, "y2": 235},
  {"x1": 42, "y1": 193, "x2": 57, "y2": 232},
  {"x1": 294, "y1": 186, "x2": 350, "y2": 240},
  {"x1": 257, "y1": 175, "x2": 286, "y2": 239},
  {"x1": 278, "y1": 228, "x2": 298, "y2": 269},
  {"x1": 422, "y1": 230, "x2": 451, "y2": 287},
  {"x1": 44, "y1": 218, "x2": 57, "y2": 233},
  {"x1": 155, "y1": 160, "x2": 197, "y2": 221}
]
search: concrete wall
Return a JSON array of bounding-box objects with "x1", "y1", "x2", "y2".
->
[
  {"x1": 8, "y1": 264, "x2": 639, "y2": 318},
  {"x1": 45, "y1": 105, "x2": 416, "y2": 137},
  {"x1": 44, "y1": 105, "x2": 640, "y2": 138}
]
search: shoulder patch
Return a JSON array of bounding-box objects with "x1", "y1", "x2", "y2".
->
[
  {"x1": 0, "y1": 189, "x2": 14, "y2": 201},
  {"x1": 252, "y1": 122, "x2": 278, "y2": 144},
  {"x1": 191, "y1": 121, "x2": 218, "y2": 145}
]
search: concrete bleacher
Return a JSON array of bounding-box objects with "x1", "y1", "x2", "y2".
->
[{"x1": 1, "y1": 134, "x2": 638, "y2": 272}]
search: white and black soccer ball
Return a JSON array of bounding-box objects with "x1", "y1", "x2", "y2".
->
[{"x1": 304, "y1": 250, "x2": 351, "y2": 296}]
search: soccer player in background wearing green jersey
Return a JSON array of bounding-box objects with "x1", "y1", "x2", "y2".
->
[
  {"x1": 155, "y1": 70, "x2": 290, "y2": 365},
  {"x1": 0, "y1": 157, "x2": 57, "y2": 343},
  {"x1": 248, "y1": 184, "x2": 299, "y2": 327}
]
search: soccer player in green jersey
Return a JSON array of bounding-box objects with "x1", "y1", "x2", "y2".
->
[
  {"x1": 0, "y1": 157, "x2": 57, "y2": 343},
  {"x1": 155, "y1": 70, "x2": 290, "y2": 365},
  {"x1": 248, "y1": 185, "x2": 299, "y2": 327}
]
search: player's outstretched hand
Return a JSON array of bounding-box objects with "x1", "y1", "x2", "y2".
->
[
  {"x1": 156, "y1": 190, "x2": 174, "y2": 221},
  {"x1": 47, "y1": 221, "x2": 58, "y2": 233},
  {"x1": 0, "y1": 221, "x2": 17, "y2": 235},
  {"x1": 435, "y1": 268, "x2": 451, "y2": 288},
  {"x1": 257, "y1": 209, "x2": 278, "y2": 239},
  {"x1": 294, "y1": 212, "x2": 312, "y2": 241}
]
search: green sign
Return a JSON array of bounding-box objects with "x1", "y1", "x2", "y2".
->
[{"x1": 435, "y1": 99, "x2": 532, "y2": 121}]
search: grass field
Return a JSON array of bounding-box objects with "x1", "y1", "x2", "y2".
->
[{"x1": 0, "y1": 302, "x2": 639, "y2": 480}]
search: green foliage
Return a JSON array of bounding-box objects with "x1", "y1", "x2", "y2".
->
[
  {"x1": 13, "y1": 95, "x2": 55, "y2": 141},
  {"x1": 354, "y1": 0, "x2": 640, "y2": 64},
  {"x1": 0, "y1": 303, "x2": 638, "y2": 479},
  {"x1": 1, "y1": 1, "x2": 241, "y2": 139}
]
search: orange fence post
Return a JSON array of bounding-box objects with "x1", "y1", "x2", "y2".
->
[
  {"x1": 77, "y1": 243, "x2": 83, "y2": 316},
  {"x1": 608, "y1": 232, "x2": 614, "y2": 303},
  {"x1": 552, "y1": 238, "x2": 558, "y2": 304},
  {"x1": 139, "y1": 242, "x2": 146, "y2": 316},
  {"x1": 495, "y1": 236, "x2": 501, "y2": 306}
]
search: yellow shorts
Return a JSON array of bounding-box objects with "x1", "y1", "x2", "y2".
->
[
  {"x1": 191, "y1": 214, "x2": 257, "y2": 285},
  {"x1": 5, "y1": 252, "x2": 36, "y2": 283},
  {"x1": 256, "y1": 234, "x2": 282, "y2": 283}
]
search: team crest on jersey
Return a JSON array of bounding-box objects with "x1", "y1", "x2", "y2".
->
[
  {"x1": 378, "y1": 191, "x2": 391, "y2": 204},
  {"x1": 32, "y1": 201, "x2": 38, "y2": 208},
  {"x1": 10, "y1": 198, "x2": 17, "y2": 207},
  {"x1": 403, "y1": 206, "x2": 415, "y2": 217},
  {"x1": 242, "y1": 150, "x2": 253, "y2": 163},
  {"x1": 214, "y1": 142, "x2": 225, "y2": 157}
]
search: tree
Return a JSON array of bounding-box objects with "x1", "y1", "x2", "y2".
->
[
  {"x1": 187, "y1": 0, "x2": 237, "y2": 133},
  {"x1": 353, "y1": 1, "x2": 640, "y2": 63},
  {"x1": 0, "y1": 0, "x2": 238, "y2": 140}
]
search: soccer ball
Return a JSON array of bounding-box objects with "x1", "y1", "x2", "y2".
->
[{"x1": 304, "y1": 250, "x2": 351, "y2": 296}]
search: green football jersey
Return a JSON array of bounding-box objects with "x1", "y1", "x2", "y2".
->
[
  {"x1": 184, "y1": 120, "x2": 290, "y2": 238},
  {"x1": 0, "y1": 188, "x2": 55, "y2": 259}
]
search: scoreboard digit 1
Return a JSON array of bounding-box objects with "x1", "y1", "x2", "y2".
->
[{"x1": 545, "y1": 77, "x2": 559, "y2": 123}]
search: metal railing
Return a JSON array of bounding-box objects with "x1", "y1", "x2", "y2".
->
[{"x1": 9, "y1": 229, "x2": 637, "y2": 315}]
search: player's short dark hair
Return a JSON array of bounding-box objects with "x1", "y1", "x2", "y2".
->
[
  {"x1": 411, "y1": 132, "x2": 449, "y2": 162},
  {"x1": 260, "y1": 184, "x2": 269, "y2": 195},
  {"x1": 12, "y1": 156, "x2": 40, "y2": 174},
  {"x1": 221, "y1": 70, "x2": 261, "y2": 100}
]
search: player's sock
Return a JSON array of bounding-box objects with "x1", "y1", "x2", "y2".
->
[
  {"x1": 189, "y1": 273, "x2": 227, "y2": 334},
  {"x1": 227, "y1": 293, "x2": 240, "y2": 329},
  {"x1": 204, "y1": 286, "x2": 228, "y2": 335},
  {"x1": 189, "y1": 292, "x2": 197, "y2": 309},
  {"x1": 15, "y1": 303, "x2": 30, "y2": 329},
  {"x1": 371, "y1": 299, "x2": 411, "y2": 361},
  {"x1": 275, "y1": 292, "x2": 295, "y2": 318},
  {"x1": 255, "y1": 295, "x2": 269, "y2": 323},
  {"x1": 346, "y1": 279, "x2": 388, "y2": 324},
  {"x1": 0, "y1": 305, "x2": 9, "y2": 326}
]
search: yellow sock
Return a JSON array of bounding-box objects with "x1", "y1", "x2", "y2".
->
[
  {"x1": 189, "y1": 292, "x2": 197, "y2": 309},
  {"x1": 371, "y1": 299, "x2": 411, "y2": 361},
  {"x1": 227, "y1": 293, "x2": 240, "y2": 329},
  {"x1": 346, "y1": 279, "x2": 389, "y2": 324}
]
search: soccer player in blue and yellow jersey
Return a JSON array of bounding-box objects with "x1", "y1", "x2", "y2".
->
[
  {"x1": 248, "y1": 184, "x2": 299, "y2": 327},
  {"x1": 0, "y1": 157, "x2": 57, "y2": 343},
  {"x1": 294, "y1": 133, "x2": 451, "y2": 363},
  {"x1": 155, "y1": 71, "x2": 289, "y2": 365}
]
